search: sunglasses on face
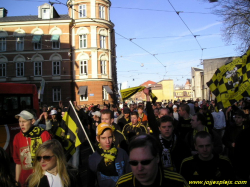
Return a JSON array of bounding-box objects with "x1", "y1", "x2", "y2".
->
[
  {"x1": 36, "y1": 155, "x2": 55, "y2": 162},
  {"x1": 129, "y1": 158, "x2": 155, "y2": 166}
]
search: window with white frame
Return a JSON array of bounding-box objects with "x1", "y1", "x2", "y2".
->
[
  {"x1": 51, "y1": 35, "x2": 60, "y2": 49},
  {"x1": 53, "y1": 88, "x2": 61, "y2": 102},
  {"x1": 0, "y1": 63, "x2": 6, "y2": 77},
  {"x1": 16, "y1": 37, "x2": 24, "y2": 51},
  {"x1": 34, "y1": 62, "x2": 42, "y2": 76},
  {"x1": 99, "y1": 5, "x2": 105, "y2": 19},
  {"x1": 101, "y1": 60, "x2": 106, "y2": 74},
  {"x1": 52, "y1": 61, "x2": 60, "y2": 75},
  {"x1": 0, "y1": 38, "x2": 6, "y2": 51},
  {"x1": 79, "y1": 34, "x2": 87, "y2": 48},
  {"x1": 16, "y1": 62, "x2": 24, "y2": 77},
  {"x1": 79, "y1": 4, "x2": 86, "y2": 18},
  {"x1": 80, "y1": 60, "x2": 88, "y2": 75},
  {"x1": 100, "y1": 35, "x2": 106, "y2": 49},
  {"x1": 33, "y1": 36, "x2": 42, "y2": 50},
  {"x1": 103, "y1": 86, "x2": 108, "y2": 100}
]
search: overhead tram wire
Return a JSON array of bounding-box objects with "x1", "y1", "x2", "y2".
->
[{"x1": 167, "y1": 0, "x2": 205, "y2": 65}]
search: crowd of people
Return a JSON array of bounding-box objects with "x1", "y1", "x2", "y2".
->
[{"x1": 1, "y1": 88, "x2": 250, "y2": 187}]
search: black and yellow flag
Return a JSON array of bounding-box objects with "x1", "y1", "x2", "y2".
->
[
  {"x1": 61, "y1": 104, "x2": 86, "y2": 148},
  {"x1": 207, "y1": 50, "x2": 250, "y2": 109},
  {"x1": 120, "y1": 86, "x2": 157, "y2": 101}
]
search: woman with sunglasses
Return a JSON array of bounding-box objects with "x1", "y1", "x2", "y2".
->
[
  {"x1": 28, "y1": 139, "x2": 79, "y2": 187},
  {"x1": 87, "y1": 123, "x2": 131, "y2": 187}
]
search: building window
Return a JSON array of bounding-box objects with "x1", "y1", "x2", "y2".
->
[
  {"x1": 32, "y1": 35, "x2": 42, "y2": 50},
  {"x1": 103, "y1": 87, "x2": 108, "y2": 100},
  {"x1": 79, "y1": 4, "x2": 86, "y2": 18},
  {"x1": 53, "y1": 88, "x2": 61, "y2": 102},
  {"x1": 16, "y1": 62, "x2": 24, "y2": 77},
  {"x1": 52, "y1": 61, "x2": 60, "y2": 75},
  {"x1": 101, "y1": 60, "x2": 106, "y2": 74},
  {"x1": 0, "y1": 63, "x2": 6, "y2": 77},
  {"x1": 42, "y1": 8, "x2": 50, "y2": 19},
  {"x1": 0, "y1": 38, "x2": 6, "y2": 51},
  {"x1": 16, "y1": 37, "x2": 24, "y2": 51},
  {"x1": 34, "y1": 62, "x2": 42, "y2": 76},
  {"x1": 100, "y1": 35, "x2": 106, "y2": 49},
  {"x1": 51, "y1": 35, "x2": 60, "y2": 49},
  {"x1": 79, "y1": 34, "x2": 87, "y2": 48},
  {"x1": 80, "y1": 60, "x2": 88, "y2": 75},
  {"x1": 99, "y1": 5, "x2": 105, "y2": 19},
  {"x1": 80, "y1": 95, "x2": 88, "y2": 101}
]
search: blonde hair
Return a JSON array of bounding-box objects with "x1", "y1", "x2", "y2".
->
[{"x1": 28, "y1": 139, "x2": 70, "y2": 187}]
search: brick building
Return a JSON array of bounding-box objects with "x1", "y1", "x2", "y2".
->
[{"x1": 0, "y1": 0, "x2": 117, "y2": 106}]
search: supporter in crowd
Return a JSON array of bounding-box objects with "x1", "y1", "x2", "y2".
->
[
  {"x1": 194, "y1": 101, "x2": 200, "y2": 113},
  {"x1": 223, "y1": 109, "x2": 248, "y2": 162},
  {"x1": 0, "y1": 147, "x2": 19, "y2": 187},
  {"x1": 122, "y1": 111, "x2": 147, "y2": 142},
  {"x1": 89, "y1": 110, "x2": 101, "y2": 142},
  {"x1": 173, "y1": 105, "x2": 179, "y2": 121},
  {"x1": 28, "y1": 139, "x2": 79, "y2": 187},
  {"x1": 180, "y1": 131, "x2": 235, "y2": 184},
  {"x1": 200, "y1": 105, "x2": 214, "y2": 131},
  {"x1": 177, "y1": 104, "x2": 192, "y2": 140},
  {"x1": 117, "y1": 108, "x2": 131, "y2": 131},
  {"x1": 137, "y1": 105, "x2": 148, "y2": 127},
  {"x1": 153, "y1": 108, "x2": 159, "y2": 120},
  {"x1": 88, "y1": 123, "x2": 131, "y2": 187},
  {"x1": 116, "y1": 134, "x2": 189, "y2": 187},
  {"x1": 101, "y1": 110, "x2": 127, "y2": 151},
  {"x1": 185, "y1": 113, "x2": 223, "y2": 155},
  {"x1": 13, "y1": 109, "x2": 51, "y2": 187},
  {"x1": 112, "y1": 104, "x2": 121, "y2": 124},
  {"x1": 211, "y1": 106, "x2": 226, "y2": 138}
]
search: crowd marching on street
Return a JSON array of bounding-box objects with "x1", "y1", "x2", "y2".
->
[{"x1": 2, "y1": 87, "x2": 250, "y2": 187}]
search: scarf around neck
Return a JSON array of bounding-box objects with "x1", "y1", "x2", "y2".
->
[
  {"x1": 96, "y1": 143, "x2": 118, "y2": 176},
  {"x1": 23, "y1": 126, "x2": 44, "y2": 162}
]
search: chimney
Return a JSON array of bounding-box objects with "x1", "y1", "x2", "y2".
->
[{"x1": 0, "y1": 8, "x2": 8, "y2": 18}]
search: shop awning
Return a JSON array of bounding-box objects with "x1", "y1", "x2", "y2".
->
[
  {"x1": 103, "y1": 86, "x2": 113, "y2": 94},
  {"x1": 78, "y1": 86, "x2": 87, "y2": 96},
  {"x1": 32, "y1": 35, "x2": 41, "y2": 43},
  {"x1": 51, "y1": 35, "x2": 60, "y2": 41}
]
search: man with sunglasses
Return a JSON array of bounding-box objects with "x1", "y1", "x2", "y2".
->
[{"x1": 116, "y1": 134, "x2": 189, "y2": 187}]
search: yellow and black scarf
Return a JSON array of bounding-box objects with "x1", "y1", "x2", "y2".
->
[
  {"x1": 23, "y1": 126, "x2": 44, "y2": 162},
  {"x1": 96, "y1": 143, "x2": 118, "y2": 176}
]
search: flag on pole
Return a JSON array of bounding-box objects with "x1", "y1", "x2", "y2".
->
[
  {"x1": 61, "y1": 103, "x2": 86, "y2": 148},
  {"x1": 120, "y1": 86, "x2": 157, "y2": 102},
  {"x1": 207, "y1": 50, "x2": 250, "y2": 109}
]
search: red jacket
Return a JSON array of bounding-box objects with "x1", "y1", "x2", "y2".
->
[{"x1": 13, "y1": 130, "x2": 51, "y2": 187}]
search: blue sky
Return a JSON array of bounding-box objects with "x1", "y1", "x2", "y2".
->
[{"x1": 2, "y1": 0, "x2": 240, "y2": 88}]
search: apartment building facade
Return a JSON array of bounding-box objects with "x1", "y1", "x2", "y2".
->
[{"x1": 0, "y1": 0, "x2": 117, "y2": 106}]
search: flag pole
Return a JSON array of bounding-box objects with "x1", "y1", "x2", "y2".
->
[{"x1": 69, "y1": 100, "x2": 95, "y2": 153}]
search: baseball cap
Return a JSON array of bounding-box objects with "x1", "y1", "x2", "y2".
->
[
  {"x1": 92, "y1": 111, "x2": 101, "y2": 117},
  {"x1": 15, "y1": 110, "x2": 34, "y2": 120},
  {"x1": 173, "y1": 105, "x2": 177, "y2": 109},
  {"x1": 96, "y1": 123, "x2": 113, "y2": 136},
  {"x1": 50, "y1": 110, "x2": 57, "y2": 115}
]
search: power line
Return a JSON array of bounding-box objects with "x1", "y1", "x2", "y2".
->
[
  {"x1": 111, "y1": 6, "x2": 213, "y2": 15},
  {"x1": 116, "y1": 33, "x2": 222, "y2": 40},
  {"x1": 53, "y1": 0, "x2": 167, "y2": 69}
]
